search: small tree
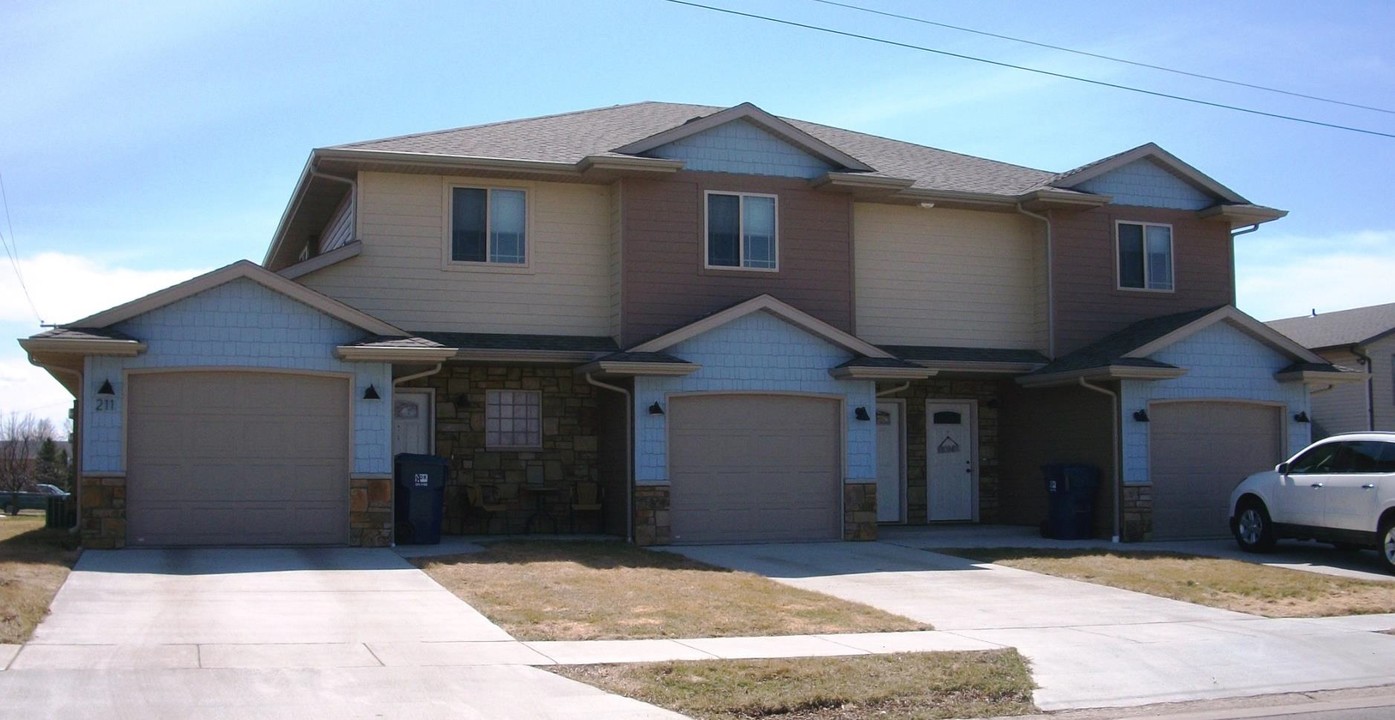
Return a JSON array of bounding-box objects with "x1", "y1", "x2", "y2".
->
[
  {"x1": 35, "y1": 438, "x2": 66, "y2": 489},
  {"x1": 0, "y1": 413, "x2": 56, "y2": 494}
]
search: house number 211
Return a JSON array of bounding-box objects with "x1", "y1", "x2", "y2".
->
[{"x1": 95, "y1": 397, "x2": 117, "y2": 412}]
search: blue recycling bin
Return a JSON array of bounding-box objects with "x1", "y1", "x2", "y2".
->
[
  {"x1": 394, "y1": 453, "x2": 448, "y2": 544},
  {"x1": 1041, "y1": 464, "x2": 1100, "y2": 540}
]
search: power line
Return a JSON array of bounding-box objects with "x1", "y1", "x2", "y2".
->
[
  {"x1": 663, "y1": 0, "x2": 1395, "y2": 140},
  {"x1": 807, "y1": 0, "x2": 1395, "y2": 116},
  {"x1": 0, "y1": 172, "x2": 44, "y2": 325}
]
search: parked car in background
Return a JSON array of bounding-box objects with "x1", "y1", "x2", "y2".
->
[
  {"x1": 2, "y1": 483, "x2": 69, "y2": 515},
  {"x1": 1230, "y1": 432, "x2": 1395, "y2": 572}
]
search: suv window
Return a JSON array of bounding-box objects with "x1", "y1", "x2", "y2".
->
[{"x1": 1287, "y1": 443, "x2": 1342, "y2": 474}]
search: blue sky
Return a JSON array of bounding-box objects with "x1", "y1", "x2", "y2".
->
[{"x1": 3, "y1": 0, "x2": 1393, "y2": 431}]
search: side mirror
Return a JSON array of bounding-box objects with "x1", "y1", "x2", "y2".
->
[{"x1": 1276, "y1": 462, "x2": 1290, "y2": 475}]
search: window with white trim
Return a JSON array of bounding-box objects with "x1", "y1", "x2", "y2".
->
[
  {"x1": 450, "y1": 187, "x2": 526, "y2": 264},
  {"x1": 1117, "y1": 221, "x2": 1173, "y2": 291},
  {"x1": 485, "y1": 390, "x2": 541, "y2": 449},
  {"x1": 706, "y1": 192, "x2": 777, "y2": 270}
]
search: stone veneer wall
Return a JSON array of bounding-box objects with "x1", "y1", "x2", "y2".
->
[
  {"x1": 896, "y1": 378, "x2": 1004, "y2": 525},
  {"x1": 1122, "y1": 485, "x2": 1153, "y2": 541},
  {"x1": 633, "y1": 485, "x2": 670, "y2": 546},
  {"x1": 410, "y1": 364, "x2": 599, "y2": 535},
  {"x1": 843, "y1": 483, "x2": 877, "y2": 540},
  {"x1": 80, "y1": 475, "x2": 126, "y2": 548},
  {"x1": 350, "y1": 477, "x2": 393, "y2": 547}
]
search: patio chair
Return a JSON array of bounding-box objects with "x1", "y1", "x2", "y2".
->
[
  {"x1": 465, "y1": 483, "x2": 514, "y2": 534},
  {"x1": 569, "y1": 482, "x2": 604, "y2": 533}
]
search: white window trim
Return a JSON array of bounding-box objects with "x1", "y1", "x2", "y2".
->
[
  {"x1": 1114, "y1": 220, "x2": 1174, "y2": 293},
  {"x1": 442, "y1": 181, "x2": 534, "y2": 273},
  {"x1": 484, "y1": 389, "x2": 543, "y2": 451},
  {"x1": 703, "y1": 190, "x2": 779, "y2": 273}
]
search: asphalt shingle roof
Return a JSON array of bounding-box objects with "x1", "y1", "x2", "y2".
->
[
  {"x1": 28, "y1": 327, "x2": 140, "y2": 342},
  {"x1": 1267, "y1": 302, "x2": 1395, "y2": 350},
  {"x1": 880, "y1": 345, "x2": 1049, "y2": 365},
  {"x1": 333, "y1": 101, "x2": 1060, "y2": 197},
  {"x1": 413, "y1": 332, "x2": 619, "y2": 354},
  {"x1": 1031, "y1": 306, "x2": 1223, "y2": 375}
]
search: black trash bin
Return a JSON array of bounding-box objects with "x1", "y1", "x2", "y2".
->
[
  {"x1": 394, "y1": 453, "x2": 449, "y2": 544},
  {"x1": 1041, "y1": 464, "x2": 1100, "y2": 540},
  {"x1": 45, "y1": 494, "x2": 73, "y2": 529}
]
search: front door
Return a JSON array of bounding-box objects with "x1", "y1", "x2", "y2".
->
[
  {"x1": 392, "y1": 389, "x2": 433, "y2": 457},
  {"x1": 927, "y1": 400, "x2": 975, "y2": 521},
  {"x1": 875, "y1": 401, "x2": 903, "y2": 522}
]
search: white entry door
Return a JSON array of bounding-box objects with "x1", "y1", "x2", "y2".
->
[
  {"x1": 392, "y1": 389, "x2": 433, "y2": 457},
  {"x1": 875, "y1": 401, "x2": 904, "y2": 522},
  {"x1": 927, "y1": 400, "x2": 975, "y2": 521}
]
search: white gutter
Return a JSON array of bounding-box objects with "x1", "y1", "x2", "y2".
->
[
  {"x1": 1354, "y1": 346, "x2": 1375, "y2": 431},
  {"x1": 1078, "y1": 378, "x2": 1121, "y2": 544},
  {"x1": 1016, "y1": 205, "x2": 1055, "y2": 358},
  {"x1": 876, "y1": 382, "x2": 911, "y2": 397},
  {"x1": 310, "y1": 170, "x2": 358, "y2": 255},
  {"x1": 392, "y1": 364, "x2": 443, "y2": 388},
  {"x1": 388, "y1": 364, "x2": 444, "y2": 549},
  {"x1": 584, "y1": 374, "x2": 633, "y2": 543}
]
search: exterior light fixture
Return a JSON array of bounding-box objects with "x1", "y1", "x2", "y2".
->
[
  {"x1": 1132, "y1": 409, "x2": 1149, "y2": 422},
  {"x1": 97, "y1": 380, "x2": 115, "y2": 396},
  {"x1": 363, "y1": 384, "x2": 381, "y2": 400},
  {"x1": 854, "y1": 407, "x2": 871, "y2": 421},
  {"x1": 1293, "y1": 411, "x2": 1310, "y2": 423},
  {"x1": 648, "y1": 401, "x2": 664, "y2": 415}
]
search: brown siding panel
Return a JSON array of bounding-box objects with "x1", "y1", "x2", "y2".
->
[
  {"x1": 1051, "y1": 207, "x2": 1235, "y2": 355},
  {"x1": 620, "y1": 173, "x2": 854, "y2": 347}
]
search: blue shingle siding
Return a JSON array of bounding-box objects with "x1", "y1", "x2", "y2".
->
[
  {"x1": 1075, "y1": 159, "x2": 1215, "y2": 210},
  {"x1": 634, "y1": 311, "x2": 876, "y2": 483},
  {"x1": 84, "y1": 278, "x2": 392, "y2": 475},
  {"x1": 1120, "y1": 322, "x2": 1309, "y2": 484},
  {"x1": 648, "y1": 119, "x2": 834, "y2": 178}
]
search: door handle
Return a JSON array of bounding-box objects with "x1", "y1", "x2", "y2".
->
[
  {"x1": 1310, "y1": 483, "x2": 1324, "y2": 488},
  {"x1": 1363, "y1": 484, "x2": 1377, "y2": 489}
]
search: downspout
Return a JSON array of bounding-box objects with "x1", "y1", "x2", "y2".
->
[
  {"x1": 388, "y1": 363, "x2": 443, "y2": 548},
  {"x1": 27, "y1": 359, "x2": 82, "y2": 533},
  {"x1": 392, "y1": 363, "x2": 443, "y2": 388},
  {"x1": 308, "y1": 169, "x2": 358, "y2": 256},
  {"x1": 1230, "y1": 224, "x2": 1260, "y2": 238},
  {"x1": 1353, "y1": 346, "x2": 1375, "y2": 431},
  {"x1": 876, "y1": 382, "x2": 910, "y2": 397},
  {"x1": 1078, "y1": 378, "x2": 1121, "y2": 543},
  {"x1": 1016, "y1": 205, "x2": 1055, "y2": 358},
  {"x1": 584, "y1": 374, "x2": 633, "y2": 543}
]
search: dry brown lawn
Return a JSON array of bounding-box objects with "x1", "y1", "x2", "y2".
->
[
  {"x1": 946, "y1": 548, "x2": 1395, "y2": 618},
  {"x1": 414, "y1": 540, "x2": 928, "y2": 640},
  {"x1": 0, "y1": 515, "x2": 80, "y2": 643},
  {"x1": 552, "y1": 650, "x2": 1035, "y2": 720}
]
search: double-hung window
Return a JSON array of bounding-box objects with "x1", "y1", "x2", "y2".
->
[
  {"x1": 1117, "y1": 221, "x2": 1173, "y2": 291},
  {"x1": 450, "y1": 187, "x2": 526, "y2": 264},
  {"x1": 706, "y1": 192, "x2": 777, "y2": 270}
]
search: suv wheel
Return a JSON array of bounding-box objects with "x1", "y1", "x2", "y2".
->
[
  {"x1": 1380, "y1": 519, "x2": 1395, "y2": 574},
  {"x1": 1234, "y1": 500, "x2": 1276, "y2": 553}
]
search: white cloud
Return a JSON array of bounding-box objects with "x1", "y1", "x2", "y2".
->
[
  {"x1": 0, "y1": 252, "x2": 208, "y2": 325},
  {"x1": 0, "y1": 354, "x2": 74, "y2": 436},
  {"x1": 1236, "y1": 230, "x2": 1395, "y2": 321}
]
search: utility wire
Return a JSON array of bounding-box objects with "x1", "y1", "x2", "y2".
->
[
  {"x1": 0, "y1": 172, "x2": 44, "y2": 325},
  {"x1": 808, "y1": 0, "x2": 1395, "y2": 116},
  {"x1": 663, "y1": 0, "x2": 1395, "y2": 140}
]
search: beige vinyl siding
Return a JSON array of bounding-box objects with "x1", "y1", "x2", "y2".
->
[
  {"x1": 1310, "y1": 348, "x2": 1371, "y2": 437},
  {"x1": 299, "y1": 172, "x2": 612, "y2": 335},
  {"x1": 1373, "y1": 336, "x2": 1395, "y2": 431},
  {"x1": 319, "y1": 193, "x2": 355, "y2": 254},
  {"x1": 609, "y1": 181, "x2": 623, "y2": 341},
  {"x1": 853, "y1": 204, "x2": 1040, "y2": 348}
]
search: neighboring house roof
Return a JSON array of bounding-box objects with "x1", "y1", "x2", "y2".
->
[
  {"x1": 1267, "y1": 302, "x2": 1395, "y2": 350},
  {"x1": 1020, "y1": 305, "x2": 1345, "y2": 388}
]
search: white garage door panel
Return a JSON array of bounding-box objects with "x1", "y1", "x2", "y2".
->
[
  {"x1": 670, "y1": 395, "x2": 841, "y2": 544},
  {"x1": 127, "y1": 372, "x2": 350, "y2": 547},
  {"x1": 1150, "y1": 402, "x2": 1282, "y2": 540}
]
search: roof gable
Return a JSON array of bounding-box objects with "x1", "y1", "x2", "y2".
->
[
  {"x1": 630, "y1": 294, "x2": 891, "y2": 359},
  {"x1": 1052, "y1": 143, "x2": 1247, "y2": 205},
  {"x1": 1123, "y1": 306, "x2": 1322, "y2": 362},
  {"x1": 643, "y1": 118, "x2": 835, "y2": 179},
  {"x1": 612, "y1": 102, "x2": 874, "y2": 173},
  {"x1": 69, "y1": 260, "x2": 405, "y2": 337}
]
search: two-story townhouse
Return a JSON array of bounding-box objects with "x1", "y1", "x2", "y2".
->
[{"x1": 22, "y1": 101, "x2": 1357, "y2": 549}]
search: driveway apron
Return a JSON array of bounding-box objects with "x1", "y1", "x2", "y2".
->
[
  {"x1": 671, "y1": 541, "x2": 1395, "y2": 711},
  {"x1": 1, "y1": 547, "x2": 685, "y2": 720}
]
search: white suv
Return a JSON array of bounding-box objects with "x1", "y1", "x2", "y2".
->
[{"x1": 1229, "y1": 432, "x2": 1395, "y2": 572}]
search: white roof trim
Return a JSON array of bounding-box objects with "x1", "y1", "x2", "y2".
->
[
  {"x1": 1054, "y1": 143, "x2": 1248, "y2": 205},
  {"x1": 630, "y1": 295, "x2": 892, "y2": 359},
  {"x1": 828, "y1": 366, "x2": 937, "y2": 380},
  {"x1": 335, "y1": 345, "x2": 458, "y2": 363},
  {"x1": 1275, "y1": 369, "x2": 1368, "y2": 385},
  {"x1": 1017, "y1": 365, "x2": 1188, "y2": 388},
  {"x1": 612, "y1": 102, "x2": 874, "y2": 173},
  {"x1": 71, "y1": 260, "x2": 406, "y2": 338},
  {"x1": 279, "y1": 241, "x2": 363, "y2": 280},
  {"x1": 574, "y1": 360, "x2": 702, "y2": 377},
  {"x1": 1124, "y1": 306, "x2": 1325, "y2": 364}
]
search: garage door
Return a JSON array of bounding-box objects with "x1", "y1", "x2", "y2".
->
[
  {"x1": 126, "y1": 372, "x2": 350, "y2": 546},
  {"x1": 669, "y1": 394, "x2": 841, "y2": 544},
  {"x1": 1150, "y1": 402, "x2": 1283, "y2": 540}
]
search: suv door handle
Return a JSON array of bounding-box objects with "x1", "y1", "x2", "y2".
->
[
  {"x1": 1363, "y1": 484, "x2": 1377, "y2": 489},
  {"x1": 1310, "y1": 483, "x2": 1324, "y2": 488}
]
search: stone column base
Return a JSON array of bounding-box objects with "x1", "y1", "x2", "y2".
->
[{"x1": 844, "y1": 482, "x2": 878, "y2": 541}]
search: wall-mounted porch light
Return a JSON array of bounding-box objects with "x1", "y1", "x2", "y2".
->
[
  {"x1": 363, "y1": 384, "x2": 381, "y2": 400},
  {"x1": 97, "y1": 379, "x2": 115, "y2": 396},
  {"x1": 1132, "y1": 409, "x2": 1149, "y2": 422},
  {"x1": 854, "y1": 406, "x2": 871, "y2": 421},
  {"x1": 648, "y1": 401, "x2": 664, "y2": 416},
  {"x1": 1293, "y1": 411, "x2": 1310, "y2": 423}
]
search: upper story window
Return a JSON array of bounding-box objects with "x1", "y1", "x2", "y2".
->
[
  {"x1": 1117, "y1": 221, "x2": 1173, "y2": 291},
  {"x1": 706, "y1": 192, "x2": 777, "y2": 270},
  {"x1": 450, "y1": 187, "x2": 526, "y2": 264}
]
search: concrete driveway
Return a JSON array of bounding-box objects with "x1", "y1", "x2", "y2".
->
[
  {"x1": 672, "y1": 540, "x2": 1395, "y2": 711},
  {"x1": 0, "y1": 547, "x2": 683, "y2": 720}
]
